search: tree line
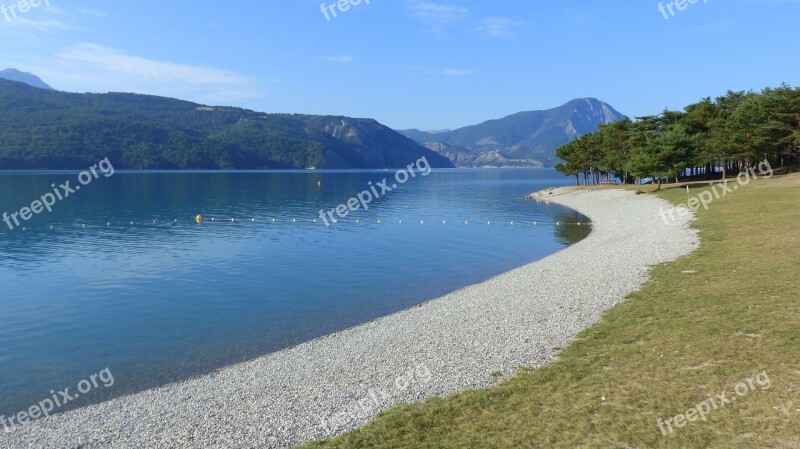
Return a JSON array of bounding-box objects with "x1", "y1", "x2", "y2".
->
[{"x1": 554, "y1": 84, "x2": 800, "y2": 186}]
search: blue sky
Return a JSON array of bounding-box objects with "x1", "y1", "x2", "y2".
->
[{"x1": 0, "y1": 0, "x2": 798, "y2": 130}]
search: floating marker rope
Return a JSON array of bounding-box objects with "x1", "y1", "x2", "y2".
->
[{"x1": 1, "y1": 216, "x2": 592, "y2": 234}]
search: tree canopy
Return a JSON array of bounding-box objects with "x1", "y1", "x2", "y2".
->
[{"x1": 555, "y1": 85, "x2": 800, "y2": 185}]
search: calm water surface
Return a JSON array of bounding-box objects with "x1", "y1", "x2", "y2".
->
[{"x1": 0, "y1": 169, "x2": 588, "y2": 416}]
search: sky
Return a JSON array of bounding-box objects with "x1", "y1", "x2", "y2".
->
[{"x1": 0, "y1": 0, "x2": 798, "y2": 130}]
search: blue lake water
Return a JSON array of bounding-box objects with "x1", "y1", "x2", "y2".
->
[{"x1": 0, "y1": 169, "x2": 588, "y2": 417}]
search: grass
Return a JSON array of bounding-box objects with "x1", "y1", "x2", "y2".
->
[{"x1": 302, "y1": 173, "x2": 800, "y2": 448}]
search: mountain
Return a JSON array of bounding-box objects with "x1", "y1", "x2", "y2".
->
[
  {"x1": 399, "y1": 98, "x2": 626, "y2": 167},
  {"x1": 422, "y1": 142, "x2": 543, "y2": 168},
  {"x1": 0, "y1": 68, "x2": 53, "y2": 90},
  {"x1": 0, "y1": 79, "x2": 452, "y2": 170}
]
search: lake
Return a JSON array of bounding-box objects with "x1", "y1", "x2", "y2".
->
[{"x1": 0, "y1": 169, "x2": 588, "y2": 417}]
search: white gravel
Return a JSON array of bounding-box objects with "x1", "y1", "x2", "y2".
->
[{"x1": 1, "y1": 188, "x2": 699, "y2": 449}]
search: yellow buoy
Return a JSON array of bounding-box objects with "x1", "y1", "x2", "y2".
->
[
  {"x1": 196, "y1": 214, "x2": 203, "y2": 223},
  {"x1": 317, "y1": 181, "x2": 322, "y2": 188}
]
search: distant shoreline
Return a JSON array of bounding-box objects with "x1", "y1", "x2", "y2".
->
[
  {"x1": 2, "y1": 188, "x2": 699, "y2": 449},
  {"x1": 0, "y1": 167, "x2": 558, "y2": 173}
]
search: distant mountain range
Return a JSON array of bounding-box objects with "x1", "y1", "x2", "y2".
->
[
  {"x1": 398, "y1": 98, "x2": 627, "y2": 167},
  {"x1": 0, "y1": 69, "x2": 626, "y2": 170},
  {"x1": 0, "y1": 76, "x2": 452, "y2": 170},
  {"x1": 0, "y1": 68, "x2": 53, "y2": 90}
]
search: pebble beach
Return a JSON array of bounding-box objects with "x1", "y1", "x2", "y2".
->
[{"x1": 1, "y1": 187, "x2": 699, "y2": 449}]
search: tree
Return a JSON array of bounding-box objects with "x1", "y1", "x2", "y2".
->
[
  {"x1": 704, "y1": 91, "x2": 747, "y2": 179},
  {"x1": 553, "y1": 85, "x2": 799, "y2": 184},
  {"x1": 555, "y1": 137, "x2": 589, "y2": 185},
  {"x1": 598, "y1": 119, "x2": 632, "y2": 183}
]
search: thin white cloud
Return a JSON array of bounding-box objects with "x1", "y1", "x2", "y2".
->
[
  {"x1": 412, "y1": 66, "x2": 474, "y2": 78},
  {"x1": 40, "y1": 5, "x2": 65, "y2": 14},
  {"x1": 0, "y1": 4, "x2": 71, "y2": 30},
  {"x1": 52, "y1": 43, "x2": 263, "y2": 103},
  {"x1": 409, "y1": 1, "x2": 468, "y2": 21},
  {"x1": 0, "y1": 1, "x2": 79, "y2": 31},
  {"x1": 4, "y1": 17, "x2": 77, "y2": 31},
  {"x1": 441, "y1": 68, "x2": 473, "y2": 76},
  {"x1": 59, "y1": 44, "x2": 252, "y2": 85},
  {"x1": 317, "y1": 55, "x2": 353, "y2": 63},
  {"x1": 474, "y1": 17, "x2": 524, "y2": 37},
  {"x1": 74, "y1": 7, "x2": 108, "y2": 17},
  {"x1": 0, "y1": 3, "x2": 99, "y2": 33},
  {"x1": 689, "y1": 19, "x2": 737, "y2": 34}
]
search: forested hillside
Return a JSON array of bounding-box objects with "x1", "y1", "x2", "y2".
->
[{"x1": 0, "y1": 79, "x2": 452, "y2": 170}]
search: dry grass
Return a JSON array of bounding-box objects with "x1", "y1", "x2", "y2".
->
[{"x1": 302, "y1": 173, "x2": 800, "y2": 449}]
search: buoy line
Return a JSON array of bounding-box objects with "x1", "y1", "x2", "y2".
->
[{"x1": 0, "y1": 217, "x2": 592, "y2": 234}]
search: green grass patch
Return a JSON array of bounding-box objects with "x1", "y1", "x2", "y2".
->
[{"x1": 302, "y1": 174, "x2": 800, "y2": 449}]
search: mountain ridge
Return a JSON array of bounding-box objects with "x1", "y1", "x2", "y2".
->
[
  {"x1": 0, "y1": 68, "x2": 53, "y2": 90},
  {"x1": 399, "y1": 98, "x2": 627, "y2": 167},
  {"x1": 0, "y1": 69, "x2": 625, "y2": 170},
  {"x1": 0, "y1": 77, "x2": 452, "y2": 170}
]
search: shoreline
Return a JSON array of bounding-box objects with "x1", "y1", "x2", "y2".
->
[{"x1": 2, "y1": 188, "x2": 699, "y2": 449}]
